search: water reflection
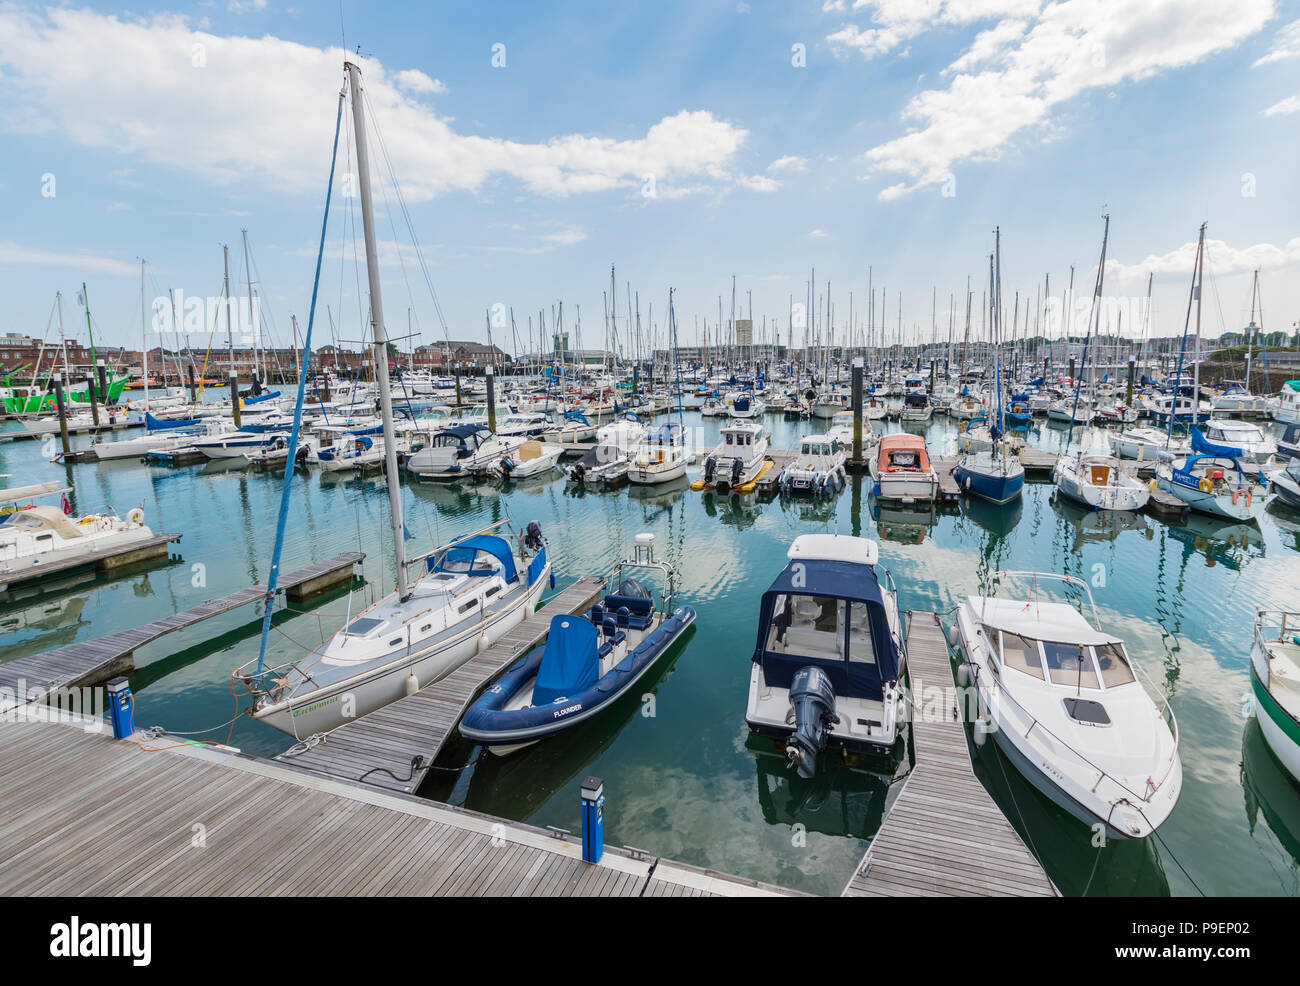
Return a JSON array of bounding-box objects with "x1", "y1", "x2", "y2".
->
[{"x1": 1242, "y1": 719, "x2": 1300, "y2": 892}]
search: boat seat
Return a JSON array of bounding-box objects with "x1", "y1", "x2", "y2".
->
[
  {"x1": 602, "y1": 616, "x2": 619, "y2": 638},
  {"x1": 588, "y1": 604, "x2": 604, "y2": 627},
  {"x1": 598, "y1": 641, "x2": 613, "y2": 660},
  {"x1": 1089, "y1": 464, "x2": 1110, "y2": 485},
  {"x1": 784, "y1": 626, "x2": 840, "y2": 661}
]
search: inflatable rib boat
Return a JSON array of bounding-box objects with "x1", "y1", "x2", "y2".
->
[{"x1": 460, "y1": 533, "x2": 695, "y2": 755}]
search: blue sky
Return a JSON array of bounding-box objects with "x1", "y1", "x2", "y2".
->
[{"x1": 1, "y1": 0, "x2": 1298, "y2": 356}]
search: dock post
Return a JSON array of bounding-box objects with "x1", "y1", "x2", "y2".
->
[
  {"x1": 229, "y1": 370, "x2": 242, "y2": 430},
  {"x1": 580, "y1": 776, "x2": 605, "y2": 864},
  {"x1": 85, "y1": 370, "x2": 100, "y2": 428},
  {"x1": 485, "y1": 364, "x2": 496, "y2": 433},
  {"x1": 454, "y1": 363, "x2": 462, "y2": 408},
  {"x1": 187, "y1": 363, "x2": 198, "y2": 403},
  {"x1": 52, "y1": 372, "x2": 72, "y2": 459},
  {"x1": 1126, "y1": 358, "x2": 1136, "y2": 408}
]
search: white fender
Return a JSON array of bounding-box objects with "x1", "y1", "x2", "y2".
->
[{"x1": 973, "y1": 718, "x2": 989, "y2": 747}]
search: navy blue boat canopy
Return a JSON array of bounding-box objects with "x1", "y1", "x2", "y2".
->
[
  {"x1": 532, "y1": 615, "x2": 599, "y2": 706},
  {"x1": 428, "y1": 533, "x2": 517, "y2": 583},
  {"x1": 437, "y1": 424, "x2": 490, "y2": 440},
  {"x1": 752, "y1": 560, "x2": 898, "y2": 700}
]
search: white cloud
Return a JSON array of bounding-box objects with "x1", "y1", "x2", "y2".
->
[
  {"x1": 0, "y1": 8, "x2": 752, "y2": 203},
  {"x1": 227, "y1": 0, "x2": 268, "y2": 13},
  {"x1": 767, "y1": 155, "x2": 808, "y2": 172},
  {"x1": 1105, "y1": 237, "x2": 1300, "y2": 286},
  {"x1": 856, "y1": 0, "x2": 1276, "y2": 199},
  {"x1": 542, "y1": 228, "x2": 587, "y2": 246},
  {"x1": 0, "y1": 241, "x2": 137, "y2": 276},
  {"x1": 828, "y1": 0, "x2": 1043, "y2": 60},
  {"x1": 809, "y1": 228, "x2": 829, "y2": 238},
  {"x1": 1262, "y1": 93, "x2": 1300, "y2": 116},
  {"x1": 1253, "y1": 17, "x2": 1300, "y2": 65},
  {"x1": 392, "y1": 69, "x2": 447, "y2": 95},
  {"x1": 737, "y1": 173, "x2": 781, "y2": 192}
]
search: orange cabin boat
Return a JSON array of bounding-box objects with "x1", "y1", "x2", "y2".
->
[{"x1": 876, "y1": 433, "x2": 931, "y2": 473}]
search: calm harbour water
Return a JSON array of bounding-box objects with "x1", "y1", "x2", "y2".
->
[{"x1": 3, "y1": 398, "x2": 1300, "y2": 897}]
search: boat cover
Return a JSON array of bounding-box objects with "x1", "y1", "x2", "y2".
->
[
  {"x1": 429, "y1": 533, "x2": 518, "y2": 583},
  {"x1": 532, "y1": 615, "x2": 599, "y2": 706}
]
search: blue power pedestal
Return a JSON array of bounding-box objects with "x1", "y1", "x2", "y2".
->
[
  {"x1": 107, "y1": 677, "x2": 133, "y2": 739},
  {"x1": 580, "y1": 775, "x2": 604, "y2": 864}
]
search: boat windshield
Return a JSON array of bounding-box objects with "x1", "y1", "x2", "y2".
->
[
  {"x1": 1042, "y1": 641, "x2": 1099, "y2": 688},
  {"x1": 764, "y1": 594, "x2": 875, "y2": 664},
  {"x1": 988, "y1": 628, "x2": 1134, "y2": 689}
]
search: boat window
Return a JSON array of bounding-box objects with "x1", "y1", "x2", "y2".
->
[
  {"x1": 388, "y1": 637, "x2": 403, "y2": 647},
  {"x1": 767, "y1": 594, "x2": 840, "y2": 659},
  {"x1": 1093, "y1": 642, "x2": 1136, "y2": 687},
  {"x1": 726, "y1": 433, "x2": 734, "y2": 445},
  {"x1": 997, "y1": 631, "x2": 1044, "y2": 679},
  {"x1": 345, "y1": 617, "x2": 383, "y2": 636},
  {"x1": 458, "y1": 598, "x2": 479, "y2": 614},
  {"x1": 485, "y1": 585, "x2": 500, "y2": 598},
  {"x1": 1042, "y1": 641, "x2": 1099, "y2": 689},
  {"x1": 843, "y1": 601, "x2": 876, "y2": 665}
]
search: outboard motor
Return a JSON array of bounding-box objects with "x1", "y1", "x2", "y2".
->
[
  {"x1": 524, "y1": 520, "x2": 544, "y2": 550},
  {"x1": 730, "y1": 458, "x2": 744, "y2": 486},
  {"x1": 786, "y1": 666, "x2": 839, "y2": 779},
  {"x1": 703, "y1": 456, "x2": 716, "y2": 484}
]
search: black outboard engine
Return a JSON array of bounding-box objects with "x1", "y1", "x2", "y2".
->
[
  {"x1": 524, "y1": 520, "x2": 544, "y2": 550},
  {"x1": 617, "y1": 577, "x2": 650, "y2": 599},
  {"x1": 786, "y1": 666, "x2": 839, "y2": 779},
  {"x1": 730, "y1": 458, "x2": 743, "y2": 486},
  {"x1": 703, "y1": 456, "x2": 716, "y2": 484}
]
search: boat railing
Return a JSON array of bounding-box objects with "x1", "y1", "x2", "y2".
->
[
  {"x1": 991, "y1": 570, "x2": 1101, "y2": 628},
  {"x1": 1256, "y1": 609, "x2": 1300, "y2": 647}
]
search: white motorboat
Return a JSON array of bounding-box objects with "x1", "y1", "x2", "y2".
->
[
  {"x1": 777, "y1": 433, "x2": 847, "y2": 496},
  {"x1": 728, "y1": 393, "x2": 765, "y2": 418},
  {"x1": 1053, "y1": 452, "x2": 1150, "y2": 512},
  {"x1": 628, "y1": 422, "x2": 689, "y2": 485},
  {"x1": 406, "y1": 424, "x2": 525, "y2": 479},
  {"x1": 498, "y1": 440, "x2": 563, "y2": 480},
  {"x1": 1109, "y1": 426, "x2": 1189, "y2": 461},
  {"x1": 745, "y1": 534, "x2": 904, "y2": 776},
  {"x1": 0, "y1": 481, "x2": 155, "y2": 578},
  {"x1": 1047, "y1": 396, "x2": 1092, "y2": 424},
  {"x1": 495, "y1": 411, "x2": 553, "y2": 438},
  {"x1": 1194, "y1": 419, "x2": 1277, "y2": 468},
  {"x1": 870, "y1": 433, "x2": 938, "y2": 504},
  {"x1": 1268, "y1": 457, "x2": 1300, "y2": 509},
  {"x1": 565, "y1": 414, "x2": 648, "y2": 486},
  {"x1": 899, "y1": 392, "x2": 933, "y2": 422},
  {"x1": 1251, "y1": 610, "x2": 1300, "y2": 783},
  {"x1": 951, "y1": 572, "x2": 1181, "y2": 839},
  {"x1": 695, "y1": 419, "x2": 769, "y2": 493},
  {"x1": 1271, "y1": 380, "x2": 1300, "y2": 424},
  {"x1": 191, "y1": 429, "x2": 289, "y2": 460}
]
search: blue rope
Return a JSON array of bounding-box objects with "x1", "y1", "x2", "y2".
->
[{"x1": 254, "y1": 92, "x2": 345, "y2": 681}]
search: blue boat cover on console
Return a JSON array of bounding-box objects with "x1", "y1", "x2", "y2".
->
[
  {"x1": 428, "y1": 533, "x2": 518, "y2": 583},
  {"x1": 532, "y1": 615, "x2": 599, "y2": 706}
]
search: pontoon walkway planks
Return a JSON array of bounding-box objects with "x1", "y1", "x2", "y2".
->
[
  {"x1": 0, "y1": 552, "x2": 364, "y2": 708},
  {"x1": 0, "y1": 716, "x2": 798, "y2": 897},
  {"x1": 843, "y1": 611, "x2": 1057, "y2": 897}
]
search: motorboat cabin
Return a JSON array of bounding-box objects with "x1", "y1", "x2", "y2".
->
[{"x1": 745, "y1": 534, "x2": 904, "y2": 777}]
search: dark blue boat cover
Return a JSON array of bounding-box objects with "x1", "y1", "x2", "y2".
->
[{"x1": 532, "y1": 615, "x2": 599, "y2": 706}]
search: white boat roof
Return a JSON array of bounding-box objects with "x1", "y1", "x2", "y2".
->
[
  {"x1": 788, "y1": 534, "x2": 878, "y2": 566},
  {"x1": 0, "y1": 481, "x2": 69, "y2": 502},
  {"x1": 966, "y1": 595, "x2": 1118, "y2": 646}
]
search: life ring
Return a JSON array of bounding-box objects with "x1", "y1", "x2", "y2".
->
[
  {"x1": 1246, "y1": 489, "x2": 1253, "y2": 507},
  {"x1": 1198, "y1": 478, "x2": 1212, "y2": 494},
  {"x1": 1231, "y1": 489, "x2": 1239, "y2": 505},
  {"x1": 127, "y1": 507, "x2": 145, "y2": 525}
]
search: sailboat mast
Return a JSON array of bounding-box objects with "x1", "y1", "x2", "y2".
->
[
  {"x1": 141, "y1": 260, "x2": 149, "y2": 410},
  {"x1": 346, "y1": 60, "x2": 408, "y2": 601}
]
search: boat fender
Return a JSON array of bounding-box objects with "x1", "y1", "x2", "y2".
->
[
  {"x1": 405, "y1": 673, "x2": 419, "y2": 696},
  {"x1": 1199, "y1": 477, "x2": 1212, "y2": 494},
  {"x1": 956, "y1": 663, "x2": 970, "y2": 687},
  {"x1": 126, "y1": 507, "x2": 145, "y2": 525},
  {"x1": 1232, "y1": 489, "x2": 1239, "y2": 505},
  {"x1": 973, "y1": 718, "x2": 989, "y2": 747},
  {"x1": 964, "y1": 475, "x2": 971, "y2": 490},
  {"x1": 1246, "y1": 489, "x2": 1253, "y2": 507},
  {"x1": 1148, "y1": 478, "x2": 1157, "y2": 493},
  {"x1": 946, "y1": 623, "x2": 960, "y2": 648}
]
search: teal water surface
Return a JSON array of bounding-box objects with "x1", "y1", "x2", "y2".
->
[{"x1": 3, "y1": 403, "x2": 1300, "y2": 897}]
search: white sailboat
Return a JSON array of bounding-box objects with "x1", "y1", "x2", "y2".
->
[{"x1": 236, "y1": 61, "x2": 550, "y2": 737}]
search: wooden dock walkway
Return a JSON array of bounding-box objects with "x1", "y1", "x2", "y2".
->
[
  {"x1": 0, "y1": 531, "x2": 183, "y2": 594},
  {"x1": 278, "y1": 576, "x2": 607, "y2": 794},
  {"x1": 843, "y1": 612, "x2": 1057, "y2": 897},
  {"x1": 0, "y1": 552, "x2": 364, "y2": 708},
  {"x1": 0, "y1": 715, "x2": 798, "y2": 897}
]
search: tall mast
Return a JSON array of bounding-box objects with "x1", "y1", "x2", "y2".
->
[
  {"x1": 140, "y1": 260, "x2": 149, "y2": 411},
  {"x1": 345, "y1": 60, "x2": 408, "y2": 601},
  {"x1": 242, "y1": 229, "x2": 258, "y2": 385}
]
